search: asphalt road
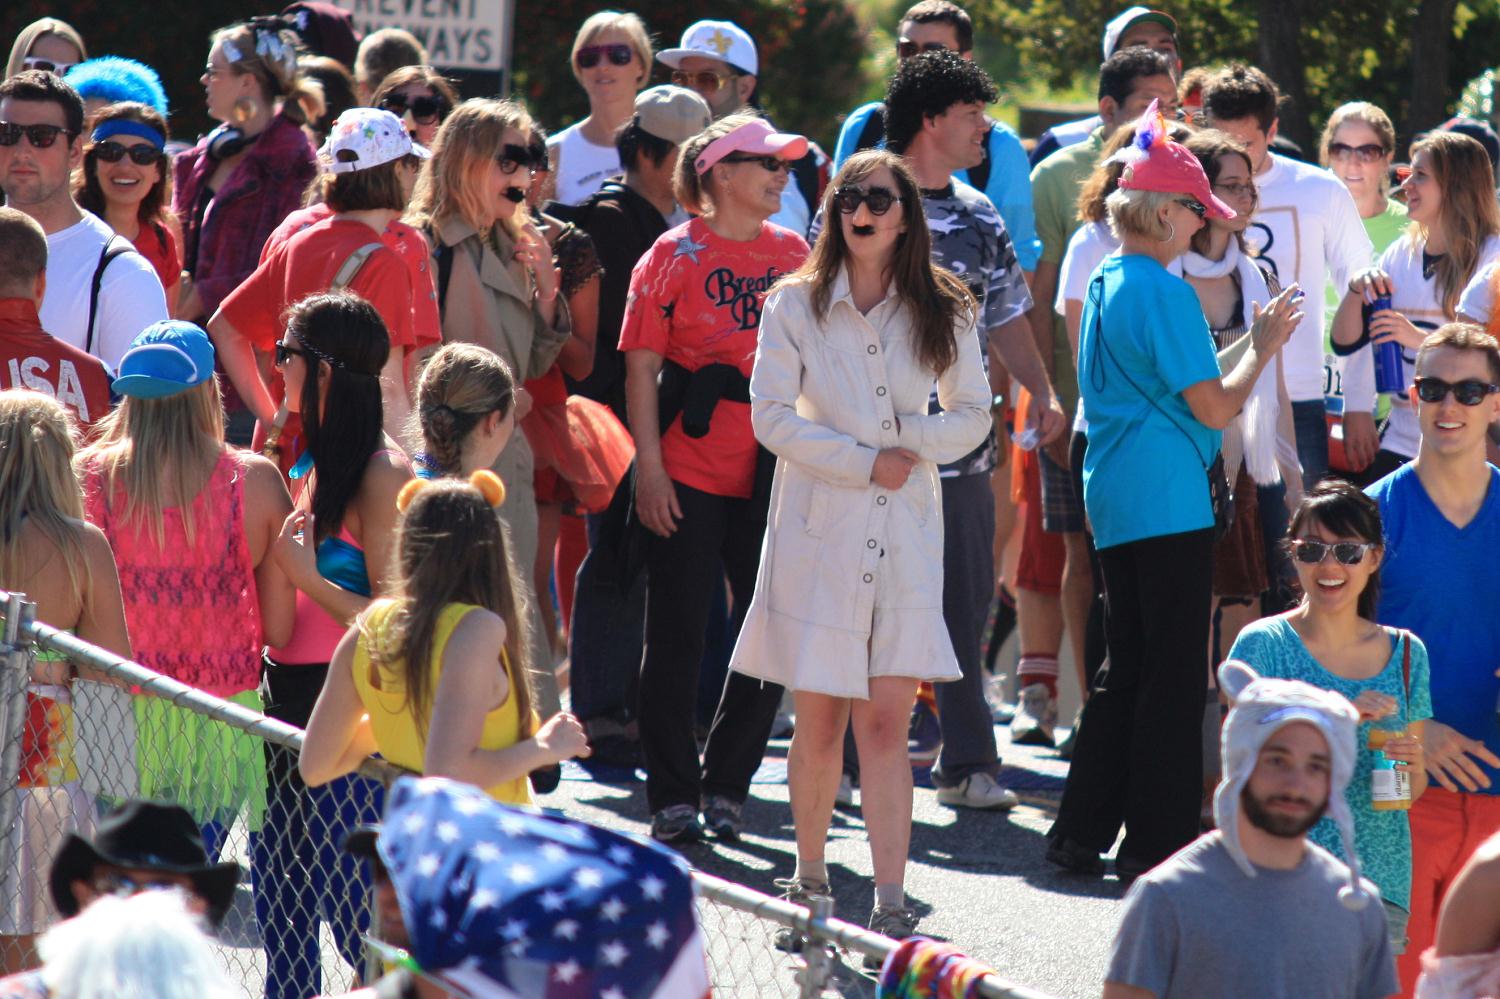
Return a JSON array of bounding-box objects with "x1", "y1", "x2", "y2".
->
[{"x1": 549, "y1": 724, "x2": 1129, "y2": 999}]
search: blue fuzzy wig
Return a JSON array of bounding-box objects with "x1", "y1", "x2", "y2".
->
[{"x1": 64, "y1": 57, "x2": 168, "y2": 117}]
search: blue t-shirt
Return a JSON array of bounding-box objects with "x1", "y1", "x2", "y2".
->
[
  {"x1": 1227, "y1": 616, "x2": 1433, "y2": 910},
  {"x1": 1368, "y1": 463, "x2": 1500, "y2": 793},
  {"x1": 1077, "y1": 254, "x2": 1222, "y2": 548},
  {"x1": 832, "y1": 101, "x2": 1041, "y2": 271}
]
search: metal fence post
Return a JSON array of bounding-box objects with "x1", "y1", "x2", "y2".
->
[
  {"x1": 797, "y1": 895, "x2": 835, "y2": 998},
  {"x1": 0, "y1": 594, "x2": 33, "y2": 881}
]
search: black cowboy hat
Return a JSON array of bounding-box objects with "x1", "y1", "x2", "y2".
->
[{"x1": 49, "y1": 800, "x2": 241, "y2": 926}]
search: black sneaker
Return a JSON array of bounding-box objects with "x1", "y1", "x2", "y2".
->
[
  {"x1": 1046, "y1": 835, "x2": 1105, "y2": 876},
  {"x1": 650, "y1": 804, "x2": 704, "y2": 845},
  {"x1": 701, "y1": 795, "x2": 742, "y2": 842}
]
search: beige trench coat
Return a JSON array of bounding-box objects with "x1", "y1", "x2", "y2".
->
[
  {"x1": 433, "y1": 215, "x2": 572, "y2": 711},
  {"x1": 729, "y1": 272, "x2": 992, "y2": 699}
]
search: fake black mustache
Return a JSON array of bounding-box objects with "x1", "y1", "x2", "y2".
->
[{"x1": 502, "y1": 186, "x2": 527, "y2": 203}]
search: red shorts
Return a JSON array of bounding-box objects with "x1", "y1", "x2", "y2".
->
[{"x1": 1015, "y1": 450, "x2": 1064, "y2": 596}]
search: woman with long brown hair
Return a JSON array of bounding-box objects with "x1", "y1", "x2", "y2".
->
[
  {"x1": 731, "y1": 150, "x2": 990, "y2": 945},
  {"x1": 1334, "y1": 131, "x2": 1500, "y2": 476},
  {"x1": 370, "y1": 64, "x2": 458, "y2": 150},
  {"x1": 298, "y1": 473, "x2": 588, "y2": 803}
]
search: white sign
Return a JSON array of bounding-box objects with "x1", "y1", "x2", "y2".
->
[{"x1": 336, "y1": 0, "x2": 506, "y2": 72}]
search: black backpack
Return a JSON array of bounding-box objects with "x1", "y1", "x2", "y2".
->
[{"x1": 854, "y1": 103, "x2": 993, "y2": 192}]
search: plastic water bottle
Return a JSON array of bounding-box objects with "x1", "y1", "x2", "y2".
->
[
  {"x1": 1368, "y1": 727, "x2": 1412, "y2": 811},
  {"x1": 1368, "y1": 294, "x2": 1407, "y2": 395}
]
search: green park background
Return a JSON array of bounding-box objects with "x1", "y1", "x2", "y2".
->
[{"x1": 5, "y1": 0, "x2": 1500, "y2": 158}]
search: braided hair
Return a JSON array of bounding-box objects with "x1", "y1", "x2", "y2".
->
[{"x1": 413, "y1": 343, "x2": 516, "y2": 477}]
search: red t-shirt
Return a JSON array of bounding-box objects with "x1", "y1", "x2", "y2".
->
[
  {"x1": 264, "y1": 205, "x2": 441, "y2": 348},
  {"x1": 0, "y1": 298, "x2": 113, "y2": 432},
  {"x1": 218, "y1": 216, "x2": 418, "y2": 354},
  {"x1": 618, "y1": 219, "x2": 808, "y2": 497},
  {"x1": 131, "y1": 222, "x2": 181, "y2": 303}
]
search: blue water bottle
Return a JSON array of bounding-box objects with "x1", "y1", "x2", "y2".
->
[{"x1": 1368, "y1": 294, "x2": 1406, "y2": 394}]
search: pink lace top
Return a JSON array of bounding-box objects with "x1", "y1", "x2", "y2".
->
[
  {"x1": 81, "y1": 449, "x2": 263, "y2": 697},
  {"x1": 1417, "y1": 945, "x2": 1500, "y2": 999}
]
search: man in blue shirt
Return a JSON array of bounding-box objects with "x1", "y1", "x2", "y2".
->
[
  {"x1": 1366, "y1": 323, "x2": 1500, "y2": 993},
  {"x1": 831, "y1": 1, "x2": 1040, "y2": 274}
]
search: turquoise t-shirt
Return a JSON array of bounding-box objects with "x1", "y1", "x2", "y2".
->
[
  {"x1": 1077, "y1": 254, "x2": 1222, "y2": 548},
  {"x1": 1226, "y1": 615, "x2": 1433, "y2": 910}
]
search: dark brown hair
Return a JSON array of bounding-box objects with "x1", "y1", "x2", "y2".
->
[
  {"x1": 364, "y1": 478, "x2": 532, "y2": 740},
  {"x1": 1421, "y1": 322, "x2": 1500, "y2": 383},
  {"x1": 1408, "y1": 132, "x2": 1500, "y2": 318},
  {"x1": 77, "y1": 102, "x2": 172, "y2": 230},
  {"x1": 900, "y1": 0, "x2": 973, "y2": 51},
  {"x1": 792, "y1": 149, "x2": 973, "y2": 376},
  {"x1": 1286, "y1": 479, "x2": 1384, "y2": 620},
  {"x1": 369, "y1": 65, "x2": 458, "y2": 121},
  {"x1": 312, "y1": 155, "x2": 416, "y2": 213},
  {"x1": 1182, "y1": 128, "x2": 1254, "y2": 255},
  {"x1": 1200, "y1": 63, "x2": 1280, "y2": 132},
  {"x1": 0, "y1": 207, "x2": 47, "y2": 296}
]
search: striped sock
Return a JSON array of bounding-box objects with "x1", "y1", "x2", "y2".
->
[{"x1": 1017, "y1": 654, "x2": 1059, "y2": 696}]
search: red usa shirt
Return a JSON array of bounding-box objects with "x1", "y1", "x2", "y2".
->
[
  {"x1": 0, "y1": 298, "x2": 113, "y2": 432},
  {"x1": 619, "y1": 219, "x2": 808, "y2": 497}
]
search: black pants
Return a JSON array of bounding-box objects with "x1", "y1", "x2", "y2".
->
[
  {"x1": 1068, "y1": 430, "x2": 1108, "y2": 690},
  {"x1": 637, "y1": 481, "x2": 784, "y2": 812},
  {"x1": 1050, "y1": 528, "x2": 1213, "y2": 867}
]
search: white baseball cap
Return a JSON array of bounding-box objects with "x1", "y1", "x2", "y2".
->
[
  {"x1": 1102, "y1": 6, "x2": 1177, "y2": 59},
  {"x1": 319, "y1": 107, "x2": 429, "y2": 174},
  {"x1": 657, "y1": 20, "x2": 757, "y2": 76}
]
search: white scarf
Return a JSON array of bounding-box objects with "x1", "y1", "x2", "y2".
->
[{"x1": 1172, "y1": 242, "x2": 1282, "y2": 486}]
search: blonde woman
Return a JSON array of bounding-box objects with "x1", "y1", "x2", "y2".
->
[
  {"x1": 546, "y1": 11, "x2": 654, "y2": 205},
  {"x1": 0, "y1": 391, "x2": 129, "y2": 973},
  {"x1": 76, "y1": 322, "x2": 294, "y2": 860},
  {"x1": 5, "y1": 17, "x2": 86, "y2": 79},
  {"x1": 407, "y1": 98, "x2": 570, "y2": 715}
]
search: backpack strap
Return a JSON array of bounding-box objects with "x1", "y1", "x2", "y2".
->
[
  {"x1": 1400, "y1": 628, "x2": 1411, "y2": 700},
  {"x1": 85, "y1": 235, "x2": 135, "y2": 356},
  {"x1": 330, "y1": 242, "x2": 385, "y2": 291},
  {"x1": 428, "y1": 230, "x2": 454, "y2": 323}
]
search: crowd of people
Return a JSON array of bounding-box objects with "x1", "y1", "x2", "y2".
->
[{"x1": 1, "y1": 1, "x2": 1500, "y2": 997}]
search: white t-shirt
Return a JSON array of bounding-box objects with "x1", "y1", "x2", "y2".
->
[
  {"x1": 1056, "y1": 221, "x2": 1120, "y2": 432},
  {"x1": 547, "y1": 122, "x2": 623, "y2": 206},
  {"x1": 1361, "y1": 234, "x2": 1500, "y2": 458},
  {"x1": 1246, "y1": 154, "x2": 1373, "y2": 402},
  {"x1": 1457, "y1": 258, "x2": 1500, "y2": 324},
  {"x1": 39, "y1": 213, "x2": 168, "y2": 371}
]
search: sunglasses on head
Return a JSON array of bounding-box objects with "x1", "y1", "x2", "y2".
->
[
  {"x1": 93, "y1": 140, "x2": 164, "y2": 165},
  {"x1": 1292, "y1": 539, "x2": 1375, "y2": 566},
  {"x1": 22, "y1": 56, "x2": 76, "y2": 75},
  {"x1": 576, "y1": 43, "x2": 635, "y2": 69},
  {"x1": 896, "y1": 38, "x2": 953, "y2": 59},
  {"x1": 1413, "y1": 376, "x2": 1500, "y2": 406},
  {"x1": 670, "y1": 69, "x2": 734, "y2": 92},
  {"x1": 720, "y1": 153, "x2": 791, "y2": 173},
  {"x1": 0, "y1": 121, "x2": 76, "y2": 149},
  {"x1": 833, "y1": 185, "x2": 902, "y2": 216},
  {"x1": 379, "y1": 93, "x2": 448, "y2": 125},
  {"x1": 1328, "y1": 142, "x2": 1387, "y2": 164},
  {"x1": 1175, "y1": 197, "x2": 1208, "y2": 219},
  {"x1": 497, "y1": 143, "x2": 540, "y2": 175}
]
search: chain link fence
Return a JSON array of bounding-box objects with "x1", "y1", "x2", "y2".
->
[{"x1": 0, "y1": 590, "x2": 1055, "y2": 999}]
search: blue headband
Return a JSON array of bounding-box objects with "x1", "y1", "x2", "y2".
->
[{"x1": 91, "y1": 120, "x2": 165, "y2": 150}]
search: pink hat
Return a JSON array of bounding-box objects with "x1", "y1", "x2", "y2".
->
[
  {"x1": 694, "y1": 118, "x2": 809, "y2": 175},
  {"x1": 1110, "y1": 100, "x2": 1235, "y2": 220}
]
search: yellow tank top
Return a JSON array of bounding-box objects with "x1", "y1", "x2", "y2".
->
[{"x1": 351, "y1": 599, "x2": 533, "y2": 805}]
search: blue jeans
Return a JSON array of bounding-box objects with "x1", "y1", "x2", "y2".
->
[{"x1": 1291, "y1": 399, "x2": 1330, "y2": 492}]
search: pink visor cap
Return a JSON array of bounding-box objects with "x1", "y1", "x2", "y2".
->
[
  {"x1": 694, "y1": 118, "x2": 809, "y2": 175},
  {"x1": 1113, "y1": 100, "x2": 1235, "y2": 219}
]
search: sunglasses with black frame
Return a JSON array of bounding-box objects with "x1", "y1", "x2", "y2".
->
[
  {"x1": 1412, "y1": 376, "x2": 1500, "y2": 406},
  {"x1": 92, "y1": 140, "x2": 165, "y2": 166},
  {"x1": 0, "y1": 121, "x2": 77, "y2": 149},
  {"x1": 575, "y1": 43, "x2": 634, "y2": 69},
  {"x1": 497, "y1": 143, "x2": 543, "y2": 175},
  {"x1": 379, "y1": 93, "x2": 449, "y2": 126},
  {"x1": 832, "y1": 185, "x2": 903, "y2": 216}
]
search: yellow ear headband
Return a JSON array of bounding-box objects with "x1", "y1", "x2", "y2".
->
[{"x1": 396, "y1": 470, "x2": 507, "y2": 514}]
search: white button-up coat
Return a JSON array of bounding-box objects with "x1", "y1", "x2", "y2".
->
[{"x1": 729, "y1": 270, "x2": 992, "y2": 699}]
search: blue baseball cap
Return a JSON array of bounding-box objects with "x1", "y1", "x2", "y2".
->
[{"x1": 111, "y1": 321, "x2": 216, "y2": 399}]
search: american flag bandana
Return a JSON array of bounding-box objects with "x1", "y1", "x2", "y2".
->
[{"x1": 374, "y1": 777, "x2": 711, "y2": 999}]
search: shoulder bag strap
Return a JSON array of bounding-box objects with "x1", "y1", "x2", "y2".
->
[{"x1": 330, "y1": 242, "x2": 385, "y2": 291}]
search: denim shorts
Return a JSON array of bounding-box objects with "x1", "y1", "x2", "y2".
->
[{"x1": 1382, "y1": 899, "x2": 1409, "y2": 956}]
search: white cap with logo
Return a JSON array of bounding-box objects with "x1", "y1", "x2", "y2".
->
[{"x1": 657, "y1": 20, "x2": 758, "y2": 76}]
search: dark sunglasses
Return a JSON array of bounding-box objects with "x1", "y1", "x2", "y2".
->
[
  {"x1": 497, "y1": 143, "x2": 540, "y2": 175},
  {"x1": 274, "y1": 341, "x2": 307, "y2": 367},
  {"x1": 1413, "y1": 376, "x2": 1500, "y2": 406},
  {"x1": 721, "y1": 153, "x2": 791, "y2": 173},
  {"x1": 379, "y1": 93, "x2": 448, "y2": 125},
  {"x1": 0, "y1": 121, "x2": 76, "y2": 149},
  {"x1": 833, "y1": 185, "x2": 903, "y2": 216},
  {"x1": 1292, "y1": 539, "x2": 1375, "y2": 566},
  {"x1": 22, "y1": 56, "x2": 76, "y2": 75},
  {"x1": 670, "y1": 69, "x2": 734, "y2": 92},
  {"x1": 1328, "y1": 142, "x2": 1387, "y2": 164},
  {"x1": 575, "y1": 43, "x2": 634, "y2": 69},
  {"x1": 896, "y1": 38, "x2": 953, "y2": 59},
  {"x1": 1176, "y1": 198, "x2": 1208, "y2": 219},
  {"x1": 93, "y1": 140, "x2": 164, "y2": 166}
]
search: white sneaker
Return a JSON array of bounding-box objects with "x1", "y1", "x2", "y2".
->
[
  {"x1": 935, "y1": 772, "x2": 1019, "y2": 810},
  {"x1": 835, "y1": 773, "x2": 857, "y2": 808},
  {"x1": 1009, "y1": 682, "x2": 1058, "y2": 747}
]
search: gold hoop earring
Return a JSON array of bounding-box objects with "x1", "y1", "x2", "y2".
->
[
  {"x1": 231, "y1": 97, "x2": 258, "y2": 125},
  {"x1": 1158, "y1": 220, "x2": 1177, "y2": 243}
]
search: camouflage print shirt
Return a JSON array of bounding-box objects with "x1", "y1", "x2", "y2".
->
[{"x1": 810, "y1": 179, "x2": 1032, "y2": 477}]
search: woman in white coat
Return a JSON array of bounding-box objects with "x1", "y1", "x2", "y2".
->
[{"x1": 731, "y1": 150, "x2": 991, "y2": 947}]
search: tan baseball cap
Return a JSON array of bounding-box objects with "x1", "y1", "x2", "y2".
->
[{"x1": 634, "y1": 85, "x2": 713, "y2": 145}]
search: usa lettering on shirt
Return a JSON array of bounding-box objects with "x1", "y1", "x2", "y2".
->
[{"x1": 5, "y1": 356, "x2": 94, "y2": 424}]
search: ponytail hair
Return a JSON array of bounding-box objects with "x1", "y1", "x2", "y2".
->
[
  {"x1": 211, "y1": 17, "x2": 325, "y2": 126},
  {"x1": 413, "y1": 343, "x2": 516, "y2": 477}
]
